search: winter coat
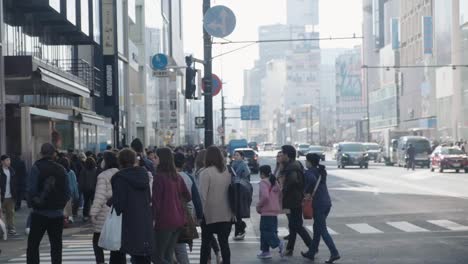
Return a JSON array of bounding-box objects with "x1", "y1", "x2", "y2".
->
[
  {"x1": 67, "y1": 170, "x2": 79, "y2": 202},
  {"x1": 304, "y1": 165, "x2": 332, "y2": 209},
  {"x1": 89, "y1": 168, "x2": 119, "y2": 233},
  {"x1": 179, "y1": 171, "x2": 203, "y2": 220},
  {"x1": 11, "y1": 157, "x2": 27, "y2": 194},
  {"x1": 256, "y1": 178, "x2": 282, "y2": 216},
  {"x1": 199, "y1": 166, "x2": 234, "y2": 225},
  {"x1": 0, "y1": 167, "x2": 17, "y2": 201},
  {"x1": 231, "y1": 160, "x2": 251, "y2": 181},
  {"x1": 281, "y1": 160, "x2": 305, "y2": 209},
  {"x1": 79, "y1": 167, "x2": 97, "y2": 193},
  {"x1": 152, "y1": 172, "x2": 191, "y2": 230},
  {"x1": 112, "y1": 166, "x2": 153, "y2": 256}
]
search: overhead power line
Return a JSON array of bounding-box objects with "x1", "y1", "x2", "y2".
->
[
  {"x1": 362, "y1": 64, "x2": 468, "y2": 69},
  {"x1": 212, "y1": 35, "x2": 363, "y2": 45}
]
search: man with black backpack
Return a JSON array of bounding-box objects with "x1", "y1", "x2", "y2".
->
[
  {"x1": 27, "y1": 143, "x2": 70, "y2": 264},
  {"x1": 279, "y1": 145, "x2": 313, "y2": 257}
]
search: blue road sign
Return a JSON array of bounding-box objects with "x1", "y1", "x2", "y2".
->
[
  {"x1": 203, "y1": 5, "x2": 236, "y2": 38},
  {"x1": 151, "y1": 53, "x2": 168, "y2": 70},
  {"x1": 241, "y1": 105, "x2": 260, "y2": 121}
]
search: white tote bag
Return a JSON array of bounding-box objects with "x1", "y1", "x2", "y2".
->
[{"x1": 98, "y1": 207, "x2": 122, "y2": 251}]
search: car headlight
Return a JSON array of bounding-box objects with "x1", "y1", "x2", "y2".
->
[
  {"x1": 342, "y1": 153, "x2": 348, "y2": 157},
  {"x1": 363, "y1": 153, "x2": 369, "y2": 157}
]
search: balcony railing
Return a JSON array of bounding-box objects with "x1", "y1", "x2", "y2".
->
[{"x1": 35, "y1": 57, "x2": 102, "y2": 96}]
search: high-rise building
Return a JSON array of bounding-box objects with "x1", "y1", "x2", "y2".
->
[{"x1": 287, "y1": 0, "x2": 319, "y2": 26}]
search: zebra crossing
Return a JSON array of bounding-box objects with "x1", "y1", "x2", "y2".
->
[
  {"x1": 275, "y1": 219, "x2": 468, "y2": 236},
  {"x1": 5, "y1": 219, "x2": 468, "y2": 263}
]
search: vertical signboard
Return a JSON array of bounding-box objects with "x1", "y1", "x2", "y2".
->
[
  {"x1": 102, "y1": 0, "x2": 115, "y2": 56},
  {"x1": 391, "y1": 17, "x2": 400, "y2": 50},
  {"x1": 422, "y1": 16, "x2": 433, "y2": 55}
]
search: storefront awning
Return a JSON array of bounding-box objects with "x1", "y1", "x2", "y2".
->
[
  {"x1": 39, "y1": 68, "x2": 90, "y2": 98},
  {"x1": 78, "y1": 113, "x2": 105, "y2": 126}
]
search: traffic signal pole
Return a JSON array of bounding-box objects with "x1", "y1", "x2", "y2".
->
[{"x1": 203, "y1": 0, "x2": 213, "y2": 148}]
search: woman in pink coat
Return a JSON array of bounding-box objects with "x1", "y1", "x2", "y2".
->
[{"x1": 256, "y1": 165, "x2": 284, "y2": 259}]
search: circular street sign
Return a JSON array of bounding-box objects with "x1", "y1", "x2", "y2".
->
[
  {"x1": 151, "y1": 53, "x2": 168, "y2": 70},
  {"x1": 217, "y1": 125, "x2": 224, "y2": 134},
  {"x1": 203, "y1": 5, "x2": 236, "y2": 38},
  {"x1": 202, "y1": 74, "x2": 223, "y2": 96},
  {"x1": 196, "y1": 117, "x2": 205, "y2": 126}
]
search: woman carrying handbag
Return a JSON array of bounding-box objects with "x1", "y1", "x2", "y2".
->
[{"x1": 301, "y1": 153, "x2": 340, "y2": 264}]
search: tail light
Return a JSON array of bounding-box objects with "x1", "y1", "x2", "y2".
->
[{"x1": 254, "y1": 155, "x2": 258, "y2": 160}]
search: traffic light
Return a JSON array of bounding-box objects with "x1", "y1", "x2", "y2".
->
[{"x1": 185, "y1": 56, "x2": 196, "y2": 99}]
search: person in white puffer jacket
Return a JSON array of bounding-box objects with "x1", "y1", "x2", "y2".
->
[{"x1": 89, "y1": 151, "x2": 120, "y2": 264}]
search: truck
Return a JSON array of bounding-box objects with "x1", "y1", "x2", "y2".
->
[
  {"x1": 381, "y1": 129, "x2": 415, "y2": 166},
  {"x1": 227, "y1": 139, "x2": 248, "y2": 157}
]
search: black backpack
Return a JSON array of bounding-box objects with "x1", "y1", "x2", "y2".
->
[{"x1": 227, "y1": 165, "x2": 253, "y2": 219}]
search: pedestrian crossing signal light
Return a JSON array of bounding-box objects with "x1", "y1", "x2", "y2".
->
[{"x1": 185, "y1": 56, "x2": 197, "y2": 99}]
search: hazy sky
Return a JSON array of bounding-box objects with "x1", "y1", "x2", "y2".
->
[{"x1": 183, "y1": 0, "x2": 363, "y2": 107}]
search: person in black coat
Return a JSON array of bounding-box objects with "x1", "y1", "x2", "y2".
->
[
  {"x1": 11, "y1": 153, "x2": 27, "y2": 211},
  {"x1": 111, "y1": 148, "x2": 153, "y2": 264},
  {"x1": 301, "y1": 154, "x2": 340, "y2": 263}
]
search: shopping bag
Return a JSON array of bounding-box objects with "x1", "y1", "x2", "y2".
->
[
  {"x1": 98, "y1": 207, "x2": 122, "y2": 251},
  {"x1": 302, "y1": 198, "x2": 313, "y2": 220},
  {"x1": 0, "y1": 218, "x2": 7, "y2": 240}
]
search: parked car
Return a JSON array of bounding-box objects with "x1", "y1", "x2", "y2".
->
[
  {"x1": 297, "y1": 144, "x2": 311, "y2": 157},
  {"x1": 306, "y1": 146, "x2": 326, "y2": 161},
  {"x1": 430, "y1": 146, "x2": 468, "y2": 173},
  {"x1": 337, "y1": 142, "x2": 369, "y2": 169},
  {"x1": 363, "y1": 143, "x2": 382, "y2": 162},
  {"x1": 233, "y1": 148, "x2": 259, "y2": 174}
]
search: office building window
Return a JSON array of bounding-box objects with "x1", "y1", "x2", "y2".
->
[
  {"x1": 93, "y1": 0, "x2": 101, "y2": 43},
  {"x1": 49, "y1": 0, "x2": 60, "y2": 12},
  {"x1": 81, "y1": 0, "x2": 90, "y2": 36},
  {"x1": 67, "y1": 0, "x2": 77, "y2": 25}
]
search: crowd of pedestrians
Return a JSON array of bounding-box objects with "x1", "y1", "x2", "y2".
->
[{"x1": 0, "y1": 141, "x2": 341, "y2": 263}]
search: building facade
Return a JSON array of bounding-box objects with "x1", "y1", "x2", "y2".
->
[{"x1": 3, "y1": 0, "x2": 111, "y2": 166}]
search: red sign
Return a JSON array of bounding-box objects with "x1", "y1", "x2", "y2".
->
[{"x1": 202, "y1": 74, "x2": 223, "y2": 96}]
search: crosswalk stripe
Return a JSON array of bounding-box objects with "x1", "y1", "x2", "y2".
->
[
  {"x1": 387, "y1": 221, "x2": 429, "y2": 232},
  {"x1": 427, "y1": 220, "x2": 468, "y2": 231},
  {"x1": 346, "y1": 223, "x2": 383, "y2": 234},
  {"x1": 277, "y1": 227, "x2": 289, "y2": 236},
  {"x1": 305, "y1": 226, "x2": 339, "y2": 235}
]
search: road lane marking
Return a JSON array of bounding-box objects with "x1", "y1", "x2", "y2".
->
[
  {"x1": 306, "y1": 226, "x2": 339, "y2": 235},
  {"x1": 427, "y1": 220, "x2": 468, "y2": 231},
  {"x1": 387, "y1": 221, "x2": 429, "y2": 232},
  {"x1": 346, "y1": 223, "x2": 384, "y2": 234}
]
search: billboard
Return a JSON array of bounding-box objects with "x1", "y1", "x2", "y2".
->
[{"x1": 336, "y1": 50, "x2": 362, "y2": 97}]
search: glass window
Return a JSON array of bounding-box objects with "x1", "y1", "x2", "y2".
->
[
  {"x1": 93, "y1": 0, "x2": 101, "y2": 43},
  {"x1": 49, "y1": 0, "x2": 61, "y2": 12},
  {"x1": 81, "y1": 0, "x2": 90, "y2": 36},
  {"x1": 117, "y1": 0, "x2": 125, "y2": 54},
  {"x1": 67, "y1": 0, "x2": 77, "y2": 25}
]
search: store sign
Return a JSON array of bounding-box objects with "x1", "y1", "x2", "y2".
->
[
  {"x1": 106, "y1": 65, "x2": 113, "y2": 96},
  {"x1": 102, "y1": 0, "x2": 115, "y2": 55}
]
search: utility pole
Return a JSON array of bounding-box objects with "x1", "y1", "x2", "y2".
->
[
  {"x1": 221, "y1": 95, "x2": 226, "y2": 146},
  {"x1": 203, "y1": 0, "x2": 213, "y2": 148}
]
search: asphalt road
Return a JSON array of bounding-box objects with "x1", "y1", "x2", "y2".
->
[{"x1": 2, "y1": 151, "x2": 468, "y2": 263}]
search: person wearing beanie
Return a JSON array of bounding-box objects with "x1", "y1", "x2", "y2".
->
[
  {"x1": 278, "y1": 145, "x2": 312, "y2": 257},
  {"x1": 0, "y1": 154, "x2": 17, "y2": 236}
]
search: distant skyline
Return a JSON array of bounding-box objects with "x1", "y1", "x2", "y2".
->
[{"x1": 183, "y1": 0, "x2": 363, "y2": 106}]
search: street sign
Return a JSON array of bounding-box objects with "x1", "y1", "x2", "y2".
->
[
  {"x1": 202, "y1": 74, "x2": 223, "y2": 96},
  {"x1": 203, "y1": 5, "x2": 236, "y2": 38},
  {"x1": 195, "y1": 117, "x2": 205, "y2": 129},
  {"x1": 151, "y1": 53, "x2": 168, "y2": 70},
  {"x1": 241, "y1": 105, "x2": 260, "y2": 120},
  {"x1": 217, "y1": 125, "x2": 224, "y2": 134},
  {"x1": 153, "y1": 70, "x2": 169, "y2": 78}
]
